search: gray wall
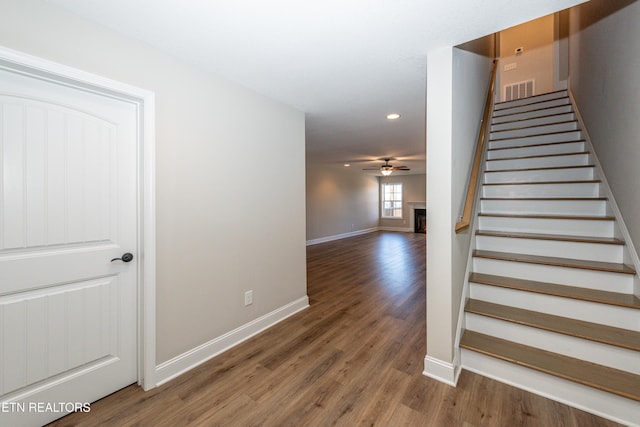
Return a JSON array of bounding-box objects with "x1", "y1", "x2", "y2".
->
[
  {"x1": 0, "y1": 0, "x2": 307, "y2": 364},
  {"x1": 306, "y1": 166, "x2": 379, "y2": 241},
  {"x1": 568, "y1": 0, "x2": 640, "y2": 254}
]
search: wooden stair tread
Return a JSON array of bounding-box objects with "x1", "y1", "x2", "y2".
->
[
  {"x1": 460, "y1": 330, "x2": 640, "y2": 402},
  {"x1": 465, "y1": 299, "x2": 640, "y2": 351},
  {"x1": 473, "y1": 249, "x2": 636, "y2": 274},
  {"x1": 481, "y1": 197, "x2": 607, "y2": 201},
  {"x1": 491, "y1": 112, "x2": 575, "y2": 127},
  {"x1": 490, "y1": 129, "x2": 581, "y2": 143},
  {"x1": 494, "y1": 90, "x2": 568, "y2": 107},
  {"x1": 494, "y1": 95, "x2": 569, "y2": 112},
  {"x1": 478, "y1": 213, "x2": 614, "y2": 221},
  {"x1": 492, "y1": 104, "x2": 574, "y2": 121},
  {"x1": 484, "y1": 164, "x2": 595, "y2": 173},
  {"x1": 490, "y1": 120, "x2": 578, "y2": 135},
  {"x1": 468, "y1": 272, "x2": 640, "y2": 309},
  {"x1": 488, "y1": 139, "x2": 585, "y2": 151},
  {"x1": 475, "y1": 230, "x2": 624, "y2": 245},
  {"x1": 483, "y1": 180, "x2": 601, "y2": 186},
  {"x1": 486, "y1": 151, "x2": 589, "y2": 162}
]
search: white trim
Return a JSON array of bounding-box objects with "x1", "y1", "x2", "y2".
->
[
  {"x1": 306, "y1": 227, "x2": 378, "y2": 246},
  {"x1": 155, "y1": 296, "x2": 310, "y2": 386},
  {"x1": 423, "y1": 352, "x2": 461, "y2": 387},
  {"x1": 568, "y1": 89, "x2": 640, "y2": 296},
  {"x1": 0, "y1": 46, "x2": 157, "y2": 390}
]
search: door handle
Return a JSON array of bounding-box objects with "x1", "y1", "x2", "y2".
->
[{"x1": 111, "y1": 253, "x2": 134, "y2": 263}]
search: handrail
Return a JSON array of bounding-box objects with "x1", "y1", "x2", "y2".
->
[{"x1": 455, "y1": 59, "x2": 498, "y2": 233}]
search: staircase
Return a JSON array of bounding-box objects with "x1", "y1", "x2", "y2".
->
[{"x1": 459, "y1": 90, "x2": 640, "y2": 425}]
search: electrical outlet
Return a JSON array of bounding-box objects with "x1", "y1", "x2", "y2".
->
[{"x1": 244, "y1": 290, "x2": 253, "y2": 306}]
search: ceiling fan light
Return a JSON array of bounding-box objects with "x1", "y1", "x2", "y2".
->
[{"x1": 381, "y1": 169, "x2": 393, "y2": 176}]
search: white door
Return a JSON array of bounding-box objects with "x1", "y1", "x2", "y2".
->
[{"x1": 0, "y1": 67, "x2": 138, "y2": 426}]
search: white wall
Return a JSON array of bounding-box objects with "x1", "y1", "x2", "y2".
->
[
  {"x1": 568, "y1": 0, "x2": 640, "y2": 256},
  {"x1": 378, "y1": 174, "x2": 427, "y2": 231},
  {"x1": 499, "y1": 14, "x2": 556, "y2": 100},
  {"x1": 305, "y1": 165, "x2": 379, "y2": 242},
  {"x1": 425, "y1": 45, "x2": 493, "y2": 382},
  {"x1": 0, "y1": 0, "x2": 307, "y2": 365}
]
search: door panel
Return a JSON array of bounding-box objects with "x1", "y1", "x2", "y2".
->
[{"x1": 0, "y1": 67, "x2": 137, "y2": 426}]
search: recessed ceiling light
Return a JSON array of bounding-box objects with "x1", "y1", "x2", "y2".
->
[
  {"x1": 344, "y1": 164, "x2": 350, "y2": 167},
  {"x1": 386, "y1": 113, "x2": 401, "y2": 120}
]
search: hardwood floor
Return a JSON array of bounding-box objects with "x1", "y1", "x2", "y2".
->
[{"x1": 49, "y1": 231, "x2": 620, "y2": 426}]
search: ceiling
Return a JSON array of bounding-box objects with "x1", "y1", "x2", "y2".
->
[{"x1": 47, "y1": 0, "x2": 587, "y2": 176}]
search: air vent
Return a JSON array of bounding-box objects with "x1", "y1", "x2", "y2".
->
[{"x1": 504, "y1": 79, "x2": 535, "y2": 101}]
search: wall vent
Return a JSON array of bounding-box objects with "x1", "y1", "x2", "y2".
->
[{"x1": 504, "y1": 79, "x2": 535, "y2": 101}]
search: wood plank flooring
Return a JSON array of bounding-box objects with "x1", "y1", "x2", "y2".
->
[{"x1": 48, "y1": 231, "x2": 621, "y2": 427}]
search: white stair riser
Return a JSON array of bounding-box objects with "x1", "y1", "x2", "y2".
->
[
  {"x1": 468, "y1": 283, "x2": 639, "y2": 330},
  {"x1": 482, "y1": 182, "x2": 600, "y2": 198},
  {"x1": 475, "y1": 236, "x2": 623, "y2": 263},
  {"x1": 461, "y1": 350, "x2": 640, "y2": 427},
  {"x1": 484, "y1": 167, "x2": 594, "y2": 183},
  {"x1": 480, "y1": 199, "x2": 607, "y2": 216},
  {"x1": 494, "y1": 92, "x2": 569, "y2": 110},
  {"x1": 492, "y1": 105, "x2": 574, "y2": 124},
  {"x1": 472, "y1": 258, "x2": 633, "y2": 294},
  {"x1": 487, "y1": 141, "x2": 585, "y2": 160},
  {"x1": 478, "y1": 216, "x2": 614, "y2": 237},
  {"x1": 491, "y1": 113, "x2": 576, "y2": 132},
  {"x1": 465, "y1": 314, "x2": 640, "y2": 374},
  {"x1": 489, "y1": 131, "x2": 583, "y2": 149},
  {"x1": 490, "y1": 121, "x2": 579, "y2": 140},
  {"x1": 486, "y1": 154, "x2": 589, "y2": 170},
  {"x1": 494, "y1": 98, "x2": 571, "y2": 116}
]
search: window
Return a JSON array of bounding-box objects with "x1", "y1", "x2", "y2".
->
[{"x1": 381, "y1": 183, "x2": 403, "y2": 218}]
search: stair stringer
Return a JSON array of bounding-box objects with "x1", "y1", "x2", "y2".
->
[{"x1": 568, "y1": 90, "x2": 640, "y2": 296}]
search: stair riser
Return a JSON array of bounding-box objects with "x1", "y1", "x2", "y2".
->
[
  {"x1": 494, "y1": 98, "x2": 571, "y2": 116},
  {"x1": 465, "y1": 314, "x2": 640, "y2": 374},
  {"x1": 494, "y1": 92, "x2": 569, "y2": 110},
  {"x1": 486, "y1": 154, "x2": 590, "y2": 171},
  {"x1": 482, "y1": 182, "x2": 600, "y2": 198},
  {"x1": 487, "y1": 141, "x2": 585, "y2": 160},
  {"x1": 490, "y1": 122, "x2": 579, "y2": 140},
  {"x1": 472, "y1": 258, "x2": 633, "y2": 293},
  {"x1": 468, "y1": 283, "x2": 639, "y2": 330},
  {"x1": 484, "y1": 167, "x2": 594, "y2": 183},
  {"x1": 491, "y1": 113, "x2": 576, "y2": 132},
  {"x1": 489, "y1": 131, "x2": 583, "y2": 150},
  {"x1": 480, "y1": 199, "x2": 607, "y2": 216},
  {"x1": 478, "y1": 216, "x2": 614, "y2": 237},
  {"x1": 461, "y1": 350, "x2": 640, "y2": 426},
  {"x1": 492, "y1": 105, "x2": 574, "y2": 124},
  {"x1": 475, "y1": 236, "x2": 623, "y2": 264}
]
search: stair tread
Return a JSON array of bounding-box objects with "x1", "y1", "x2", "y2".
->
[
  {"x1": 494, "y1": 95, "x2": 569, "y2": 112},
  {"x1": 483, "y1": 180, "x2": 601, "y2": 186},
  {"x1": 481, "y1": 197, "x2": 607, "y2": 201},
  {"x1": 479, "y1": 213, "x2": 614, "y2": 220},
  {"x1": 460, "y1": 330, "x2": 640, "y2": 401},
  {"x1": 490, "y1": 120, "x2": 578, "y2": 135},
  {"x1": 469, "y1": 272, "x2": 640, "y2": 309},
  {"x1": 475, "y1": 230, "x2": 624, "y2": 245},
  {"x1": 490, "y1": 129, "x2": 581, "y2": 143},
  {"x1": 465, "y1": 299, "x2": 640, "y2": 351},
  {"x1": 494, "y1": 90, "x2": 568, "y2": 107},
  {"x1": 486, "y1": 151, "x2": 589, "y2": 162},
  {"x1": 473, "y1": 249, "x2": 636, "y2": 274},
  {"x1": 491, "y1": 112, "x2": 575, "y2": 127},
  {"x1": 485, "y1": 164, "x2": 595, "y2": 173},
  {"x1": 492, "y1": 104, "x2": 574, "y2": 122},
  {"x1": 488, "y1": 139, "x2": 585, "y2": 151}
]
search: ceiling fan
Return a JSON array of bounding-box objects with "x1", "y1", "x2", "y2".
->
[{"x1": 362, "y1": 158, "x2": 410, "y2": 176}]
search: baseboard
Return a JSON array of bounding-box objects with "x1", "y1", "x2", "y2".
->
[
  {"x1": 422, "y1": 353, "x2": 461, "y2": 387},
  {"x1": 306, "y1": 227, "x2": 378, "y2": 245},
  {"x1": 462, "y1": 349, "x2": 640, "y2": 426},
  {"x1": 377, "y1": 226, "x2": 413, "y2": 233},
  {"x1": 155, "y1": 296, "x2": 309, "y2": 386}
]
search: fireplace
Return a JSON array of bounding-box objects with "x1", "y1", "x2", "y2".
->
[{"x1": 414, "y1": 209, "x2": 426, "y2": 233}]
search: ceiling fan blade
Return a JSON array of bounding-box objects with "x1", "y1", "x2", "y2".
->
[
  {"x1": 362, "y1": 167, "x2": 381, "y2": 170},
  {"x1": 392, "y1": 166, "x2": 410, "y2": 170}
]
